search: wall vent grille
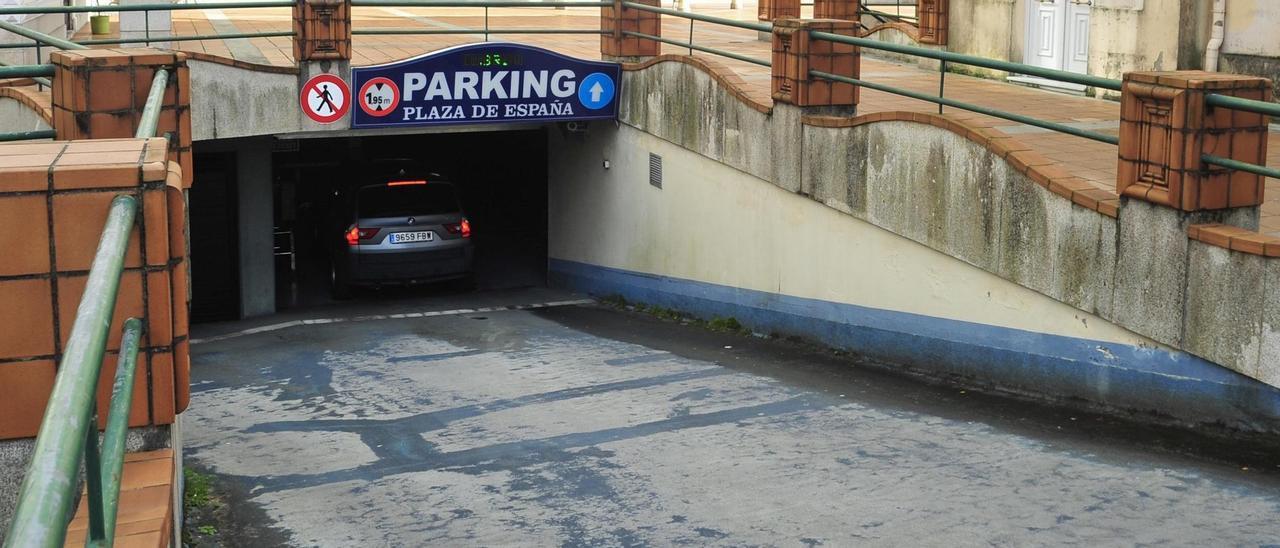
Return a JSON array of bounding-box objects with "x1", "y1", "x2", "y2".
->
[{"x1": 649, "y1": 153, "x2": 662, "y2": 188}]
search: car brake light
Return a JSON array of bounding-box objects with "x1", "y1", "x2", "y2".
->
[
  {"x1": 445, "y1": 219, "x2": 472, "y2": 238},
  {"x1": 345, "y1": 226, "x2": 380, "y2": 245},
  {"x1": 387, "y1": 180, "x2": 427, "y2": 186}
]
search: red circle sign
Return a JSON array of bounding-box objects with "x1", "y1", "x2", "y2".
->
[
  {"x1": 300, "y1": 73, "x2": 350, "y2": 124},
  {"x1": 359, "y1": 77, "x2": 400, "y2": 118}
]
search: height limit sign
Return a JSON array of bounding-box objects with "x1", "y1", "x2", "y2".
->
[
  {"x1": 359, "y1": 77, "x2": 400, "y2": 118},
  {"x1": 300, "y1": 73, "x2": 350, "y2": 124}
]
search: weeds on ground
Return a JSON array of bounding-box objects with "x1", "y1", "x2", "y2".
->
[{"x1": 599, "y1": 295, "x2": 750, "y2": 336}]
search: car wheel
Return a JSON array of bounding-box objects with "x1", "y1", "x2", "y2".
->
[{"x1": 330, "y1": 262, "x2": 352, "y2": 300}]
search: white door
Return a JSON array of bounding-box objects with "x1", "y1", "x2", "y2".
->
[
  {"x1": 1021, "y1": 0, "x2": 1091, "y2": 87},
  {"x1": 1064, "y1": 0, "x2": 1092, "y2": 74}
]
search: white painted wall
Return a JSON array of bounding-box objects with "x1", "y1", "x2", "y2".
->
[
  {"x1": 549, "y1": 122, "x2": 1165, "y2": 350},
  {"x1": 1222, "y1": 0, "x2": 1280, "y2": 57}
]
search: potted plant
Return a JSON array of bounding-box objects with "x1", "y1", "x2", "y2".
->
[{"x1": 90, "y1": 0, "x2": 112, "y2": 35}]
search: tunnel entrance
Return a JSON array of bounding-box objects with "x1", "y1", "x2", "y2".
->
[
  {"x1": 272, "y1": 129, "x2": 550, "y2": 310},
  {"x1": 188, "y1": 128, "x2": 550, "y2": 321}
]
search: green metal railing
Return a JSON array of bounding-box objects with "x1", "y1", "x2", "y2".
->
[
  {"x1": 3, "y1": 196, "x2": 142, "y2": 548},
  {"x1": 1201, "y1": 93, "x2": 1280, "y2": 179},
  {"x1": 136, "y1": 68, "x2": 171, "y2": 139},
  {"x1": 806, "y1": 30, "x2": 1123, "y2": 146}
]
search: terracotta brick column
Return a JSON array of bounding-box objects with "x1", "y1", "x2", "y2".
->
[
  {"x1": 917, "y1": 0, "x2": 948, "y2": 45},
  {"x1": 293, "y1": 0, "x2": 351, "y2": 62},
  {"x1": 771, "y1": 18, "x2": 860, "y2": 112},
  {"x1": 1117, "y1": 71, "x2": 1271, "y2": 210},
  {"x1": 49, "y1": 49, "x2": 192, "y2": 187},
  {"x1": 759, "y1": 0, "x2": 801, "y2": 23},
  {"x1": 813, "y1": 0, "x2": 858, "y2": 21},
  {"x1": 0, "y1": 138, "x2": 190, "y2": 440},
  {"x1": 601, "y1": 0, "x2": 660, "y2": 59}
]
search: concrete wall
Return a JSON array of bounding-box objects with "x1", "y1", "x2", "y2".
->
[
  {"x1": 0, "y1": 96, "x2": 50, "y2": 134},
  {"x1": 189, "y1": 60, "x2": 301, "y2": 141},
  {"x1": 1218, "y1": 0, "x2": 1280, "y2": 97},
  {"x1": 946, "y1": 0, "x2": 1021, "y2": 74},
  {"x1": 546, "y1": 58, "x2": 1280, "y2": 433}
]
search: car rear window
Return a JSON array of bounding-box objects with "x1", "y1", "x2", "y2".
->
[{"x1": 357, "y1": 184, "x2": 460, "y2": 217}]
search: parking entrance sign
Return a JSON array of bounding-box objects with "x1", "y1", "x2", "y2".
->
[{"x1": 351, "y1": 43, "x2": 621, "y2": 129}]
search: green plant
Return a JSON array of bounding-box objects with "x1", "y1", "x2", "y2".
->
[
  {"x1": 198, "y1": 525, "x2": 218, "y2": 536},
  {"x1": 184, "y1": 467, "x2": 214, "y2": 510},
  {"x1": 708, "y1": 316, "x2": 745, "y2": 333}
]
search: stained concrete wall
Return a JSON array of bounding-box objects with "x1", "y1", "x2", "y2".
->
[
  {"x1": 592, "y1": 58, "x2": 1279, "y2": 394},
  {"x1": 946, "y1": 0, "x2": 1021, "y2": 75},
  {"x1": 1088, "y1": 0, "x2": 1211, "y2": 81},
  {"x1": 0, "y1": 97, "x2": 51, "y2": 135},
  {"x1": 188, "y1": 60, "x2": 301, "y2": 141}
]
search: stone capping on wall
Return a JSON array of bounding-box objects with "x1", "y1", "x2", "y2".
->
[
  {"x1": 621, "y1": 54, "x2": 772, "y2": 114},
  {"x1": 1188, "y1": 223, "x2": 1280, "y2": 256},
  {"x1": 860, "y1": 21, "x2": 921, "y2": 42},
  {"x1": 804, "y1": 111, "x2": 1123, "y2": 217},
  {"x1": 0, "y1": 85, "x2": 53, "y2": 125},
  {"x1": 181, "y1": 51, "x2": 301, "y2": 75}
]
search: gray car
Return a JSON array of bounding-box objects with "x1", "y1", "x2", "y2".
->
[{"x1": 330, "y1": 177, "x2": 474, "y2": 298}]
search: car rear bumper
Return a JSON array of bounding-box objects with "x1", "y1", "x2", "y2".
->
[{"x1": 345, "y1": 245, "x2": 474, "y2": 285}]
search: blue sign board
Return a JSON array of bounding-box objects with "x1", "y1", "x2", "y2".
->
[{"x1": 351, "y1": 42, "x2": 621, "y2": 129}]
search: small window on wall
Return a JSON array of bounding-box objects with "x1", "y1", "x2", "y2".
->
[{"x1": 649, "y1": 153, "x2": 663, "y2": 189}]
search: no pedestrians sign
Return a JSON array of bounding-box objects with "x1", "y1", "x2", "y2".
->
[{"x1": 300, "y1": 73, "x2": 350, "y2": 124}]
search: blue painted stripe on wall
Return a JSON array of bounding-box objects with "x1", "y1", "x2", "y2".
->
[{"x1": 548, "y1": 258, "x2": 1280, "y2": 433}]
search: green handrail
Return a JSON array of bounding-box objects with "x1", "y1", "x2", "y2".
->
[
  {"x1": 98, "y1": 318, "x2": 144, "y2": 545},
  {"x1": 79, "y1": 31, "x2": 296, "y2": 47},
  {"x1": 0, "y1": 1, "x2": 293, "y2": 15},
  {"x1": 0, "y1": 64, "x2": 54, "y2": 79},
  {"x1": 0, "y1": 20, "x2": 87, "y2": 50},
  {"x1": 622, "y1": 30, "x2": 770, "y2": 67},
  {"x1": 1205, "y1": 93, "x2": 1280, "y2": 119},
  {"x1": 0, "y1": 129, "x2": 57, "y2": 141},
  {"x1": 809, "y1": 30, "x2": 1123, "y2": 92},
  {"x1": 4, "y1": 195, "x2": 138, "y2": 548},
  {"x1": 1202, "y1": 154, "x2": 1280, "y2": 180},
  {"x1": 136, "y1": 68, "x2": 170, "y2": 139},
  {"x1": 810, "y1": 69, "x2": 1120, "y2": 145},
  {"x1": 620, "y1": 1, "x2": 773, "y2": 33}
]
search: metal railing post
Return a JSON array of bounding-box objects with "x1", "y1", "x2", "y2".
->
[
  {"x1": 83, "y1": 404, "x2": 106, "y2": 543},
  {"x1": 145, "y1": 8, "x2": 151, "y2": 45},
  {"x1": 937, "y1": 59, "x2": 945, "y2": 114},
  {"x1": 484, "y1": 6, "x2": 489, "y2": 41},
  {"x1": 99, "y1": 318, "x2": 144, "y2": 543},
  {"x1": 687, "y1": 17, "x2": 693, "y2": 55}
]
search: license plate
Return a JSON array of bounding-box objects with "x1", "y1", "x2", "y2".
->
[{"x1": 390, "y1": 231, "x2": 434, "y2": 244}]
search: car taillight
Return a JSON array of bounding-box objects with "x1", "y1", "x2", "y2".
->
[
  {"x1": 345, "y1": 226, "x2": 380, "y2": 245},
  {"x1": 445, "y1": 219, "x2": 472, "y2": 238}
]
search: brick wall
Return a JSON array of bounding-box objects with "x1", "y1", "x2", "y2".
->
[{"x1": 0, "y1": 137, "x2": 189, "y2": 440}]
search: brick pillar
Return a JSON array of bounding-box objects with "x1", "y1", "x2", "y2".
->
[
  {"x1": 1117, "y1": 71, "x2": 1271, "y2": 210},
  {"x1": 0, "y1": 138, "x2": 189, "y2": 440},
  {"x1": 293, "y1": 0, "x2": 351, "y2": 62},
  {"x1": 813, "y1": 0, "x2": 857, "y2": 21},
  {"x1": 759, "y1": 0, "x2": 801, "y2": 22},
  {"x1": 917, "y1": 0, "x2": 948, "y2": 45},
  {"x1": 601, "y1": 0, "x2": 660, "y2": 59},
  {"x1": 49, "y1": 49, "x2": 192, "y2": 187},
  {"x1": 771, "y1": 19, "x2": 860, "y2": 113}
]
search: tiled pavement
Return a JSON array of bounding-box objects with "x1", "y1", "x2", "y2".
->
[{"x1": 65, "y1": 4, "x2": 1280, "y2": 233}]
